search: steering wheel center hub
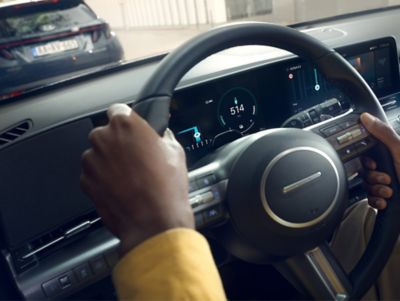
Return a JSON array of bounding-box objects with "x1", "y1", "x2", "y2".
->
[
  {"x1": 222, "y1": 129, "x2": 347, "y2": 261},
  {"x1": 261, "y1": 147, "x2": 340, "y2": 228}
]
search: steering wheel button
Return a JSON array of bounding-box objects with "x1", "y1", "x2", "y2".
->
[
  {"x1": 195, "y1": 213, "x2": 204, "y2": 228},
  {"x1": 197, "y1": 174, "x2": 216, "y2": 188},
  {"x1": 203, "y1": 205, "x2": 223, "y2": 223},
  {"x1": 350, "y1": 128, "x2": 362, "y2": 139},
  {"x1": 188, "y1": 181, "x2": 198, "y2": 192},
  {"x1": 355, "y1": 137, "x2": 376, "y2": 152},
  {"x1": 190, "y1": 195, "x2": 202, "y2": 208},
  {"x1": 320, "y1": 124, "x2": 342, "y2": 137},
  {"x1": 336, "y1": 132, "x2": 353, "y2": 144},
  {"x1": 338, "y1": 145, "x2": 357, "y2": 161},
  {"x1": 341, "y1": 118, "x2": 359, "y2": 130},
  {"x1": 199, "y1": 191, "x2": 214, "y2": 205}
]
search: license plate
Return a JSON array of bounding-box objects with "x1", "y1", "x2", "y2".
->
[{"x1": 32, "y1": 39, "x2": 79, "y2": 57}]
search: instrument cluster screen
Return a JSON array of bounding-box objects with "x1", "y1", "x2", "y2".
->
[{"x1": 170, "y1": 37, "x2": 400, "y2": 166}]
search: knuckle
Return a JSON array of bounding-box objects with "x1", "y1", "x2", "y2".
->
[
  {"x1": 81, "y1": 149, "x2": 92, "y2": 162},
  {"x1": 88, "y1": 127, "x2": 104, "y2": 146},
  {"x1": 110, "y1": 115, "x2": 132, "y2": 129}
]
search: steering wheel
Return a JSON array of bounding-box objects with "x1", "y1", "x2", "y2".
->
[{"x1": 133, "y1": 22, "x2": 400, "y2": 300}]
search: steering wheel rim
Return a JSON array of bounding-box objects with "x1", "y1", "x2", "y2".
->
[{"x1": 133, "y1": 22, "x2": 400, "y2": 300}]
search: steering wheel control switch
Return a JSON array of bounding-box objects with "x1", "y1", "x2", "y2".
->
[
  {"x1": 188, "y1": 166, "x2": 228, "y2": 229},
  {"x1": 321, "y1": 114, "x2": 377, "y2": 162}
]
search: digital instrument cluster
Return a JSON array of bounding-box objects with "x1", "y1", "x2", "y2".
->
[{"x1": 170, "y1": 37, "x2": 400, "y2": 166}]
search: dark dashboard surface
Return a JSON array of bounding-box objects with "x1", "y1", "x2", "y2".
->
[{"x1": 2, "y1": 7, "x2": 400, "y2": 300}]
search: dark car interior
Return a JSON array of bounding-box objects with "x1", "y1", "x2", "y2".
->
[{"x1": 3, "y1": 5, "x2": 400, "y2": 300}]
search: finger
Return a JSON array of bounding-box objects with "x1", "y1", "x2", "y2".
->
[
  {"x1": 163, "y1": 128, "x2": 176, "y2": 140},
  {"x1": 81, "y1": 149, "x2": 100, "y2": 178},
  {"x1": 369, "y1": 184, "x2": 393, "y2": 199},
  {"x1": 361, "y1": 156, "x2": 377, "y2": 170},
  {"x1": 107, "y1": 103, "x2": 133, "y2": 121},
  {"x1": 365, "y1": 170, "x2": 392, "y2": 185},
  {"x1": 368, "y1": 196, "x2": 388, "y2": 210},
  {"x1": 88, "y1": 126, "x2": 107, "y2": 151},
  {"x1": 360, "y1": 113, "x2": 400, "y2": 154},
  {"x1": 80, "y1": 173, "x2": 94, "y2": 196}
]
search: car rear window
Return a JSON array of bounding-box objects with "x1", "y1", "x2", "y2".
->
[{"x1": 0, "y1": 2, "x2": 96, "y2": 40}]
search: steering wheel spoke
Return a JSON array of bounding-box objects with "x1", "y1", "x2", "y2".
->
[
  {"x1": 275, "y1": 243, "x2": 352, "y2": 300},
  {"x1": 307, "y1": 112, "x2": 377, "y2": 163}
]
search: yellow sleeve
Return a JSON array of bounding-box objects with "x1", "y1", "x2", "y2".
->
[{"x1": 112, "y1": 228, "x2": 227, "y2": 301}]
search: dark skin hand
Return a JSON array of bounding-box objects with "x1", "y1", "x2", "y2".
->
[
  {"x1": 80, "y1": 104, "x2": 194, "y2": 256},
  {"x1": 360, "y1": 113, "x2": 400, "y2": 209}
]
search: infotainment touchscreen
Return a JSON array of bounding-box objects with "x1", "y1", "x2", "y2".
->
[
  {"x1": 286, "y1": 37, "x2": 399, "y2": 114},
  {"x1": 0, "y1": 119, "x2": 95, "y2": 249}
]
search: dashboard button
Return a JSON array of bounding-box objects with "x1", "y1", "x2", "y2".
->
[
  {"x1": 59, "y1": 274, "x2": 72, "y2": 289},
  {"x1": 74, "y1": 264, "x2": 92, "y2": 283},
  {"x1": 309, "y1": 109, "x2": 320, "y2": 123},
  {"x1": 287, "y1": 119, "x2": 303, "y2": 128},
  {"x1": 90, "y1": 256, "x2": 109, "y2": 275},
  {"x1": 42, "y1": 278, "x2": 61, "y2": 297}
]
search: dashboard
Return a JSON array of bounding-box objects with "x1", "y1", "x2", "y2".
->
[
  {"x1": 170, "y1": 37, "x2": 400, "y2": 166},
  {"x1": 2, "y1": 7, "x2": 400, "y2": 300}
]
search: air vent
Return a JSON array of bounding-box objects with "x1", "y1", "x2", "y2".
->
[
  {"x1": 11, "y1": 212, "x2": 101, "y2": 273},
  {"x1": 0, "y1": 120, "x2": 32, "y2": 147}
]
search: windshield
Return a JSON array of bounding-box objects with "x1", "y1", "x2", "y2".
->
[{"x1": 1, "y1": 0, "x2": 400, "y2": 100}]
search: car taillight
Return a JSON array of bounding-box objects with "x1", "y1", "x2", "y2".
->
[
  {"x1": 0, "y1": 49, "x2": 14, "y2": 60},
  {"x1": 104, "y1": 24, "x2": 112, "y2": 39},
  {"x1": 91, "y1": 30, "x2": 100, "y2": 43}
]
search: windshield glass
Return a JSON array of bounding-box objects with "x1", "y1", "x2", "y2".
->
[{"x1": 1, "y1": 0, "x2": 400, "y2": 100}]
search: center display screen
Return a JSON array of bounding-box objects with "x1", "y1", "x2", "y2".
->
[{"x1": 170, "y1": 37, "x2": 400, "y2": 166}]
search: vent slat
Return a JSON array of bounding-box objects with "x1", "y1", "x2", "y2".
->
[{"x1": 0, "y1": 121, "x2": 31, "y2": 147}]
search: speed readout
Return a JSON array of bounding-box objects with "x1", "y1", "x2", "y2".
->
[{"x1": 218, "y1": 87, "x2": 257, "y2": 133}]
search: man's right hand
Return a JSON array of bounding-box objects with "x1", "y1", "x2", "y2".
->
[
  {"x1": 360, "y1": 113, "x2": 400, "y2": 209},
  {"x1": 80, "y1": 104, "x2": 194, "y2": 256}
]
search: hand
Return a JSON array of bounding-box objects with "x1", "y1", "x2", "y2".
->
[
  {"x1": 360, "y1": 113, "x2": 400, "y2": 209},
  {"x1": 362, "y1": 157, "x2": 393, "y2": 209},
  {"x1": 80, "y1": 104, "x2": 194, "y2": 256}
]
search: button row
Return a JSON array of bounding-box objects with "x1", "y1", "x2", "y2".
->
[
  {"x1": 319, "y1": 116, "x2": 359, "y2": 137},
  {"x1": 338, "y1": 136, "x2": 376, "y2": 161},
  {"x1": 42, "y1": 254, "x2": 111, "y2": 297}
]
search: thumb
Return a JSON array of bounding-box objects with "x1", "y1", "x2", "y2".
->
[{"x1": 360, "y1": 113, "x2": 399, "y2": 154}]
